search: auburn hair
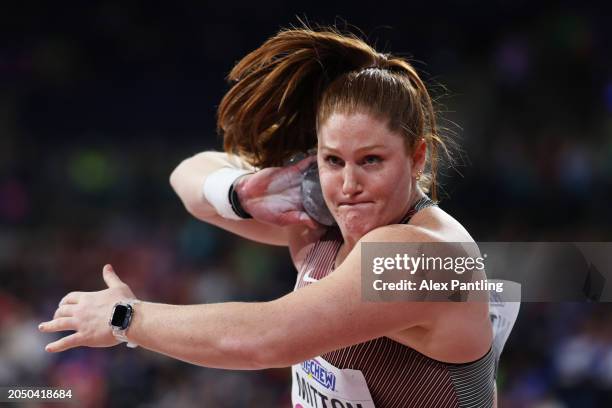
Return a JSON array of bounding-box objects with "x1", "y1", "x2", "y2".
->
[{"x1": 217, "y1": 26, "x2": 455, "y2": 201}]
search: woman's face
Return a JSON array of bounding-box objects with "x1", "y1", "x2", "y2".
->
[{"x1": 317, "y1": 112, "x2": 423, "y2": 239}]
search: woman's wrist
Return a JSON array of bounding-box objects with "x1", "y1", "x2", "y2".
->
[
  {"x1": 202, "y1": 167, "x2": 253, "y2": 220},
  {"x1": 228, "y1": 175, "x2": 253, "y2": 219},
  {"x1": 232, "y1": 174, "x2": 254, "y2": 216},
  {"x1": 124, "y1": 300, "x2": 144, "y2": 347}
]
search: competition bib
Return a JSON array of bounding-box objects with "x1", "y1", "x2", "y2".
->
[
  {"x1": 488, "y1": 279, "x2": 521, "y2": 366},
  {"x1": 291, "y1": 357, "x2": 376, "y2": 408}
]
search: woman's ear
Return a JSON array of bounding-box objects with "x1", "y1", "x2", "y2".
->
[{"x1": 411, "y1": 138, "x2": 427, "y2": 173}]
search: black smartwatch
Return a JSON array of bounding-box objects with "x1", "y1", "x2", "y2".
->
[{"x1": 109, "y1": 299, "x2": 140, "y2": 348}]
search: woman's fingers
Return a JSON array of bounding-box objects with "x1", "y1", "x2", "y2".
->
[
  {"x1": 102, "y1": 264, "x2": 126, "y2": 289},
  {"x1": 267, "y1": 156, "x2": 316, "y2": 191},
  {"x1": 38, "y1": 317, "x2": 76, "y2": 333},
  {"x1": 40, "y1": 267, "x2": 137, "y2": 353},
  {"x1": 299, "y1": 213, "x2": 320, "y2": 229},
  {"x1": 290, "y1": 155, "x2": 317, "y2": 174},
  {"x1": 282, "y1": 155, "x2": 317, "y2": 185},
  {"x1": 44, "y1": 332, "x2": 84, "y2": 353},
  {"x1": 241, "y1": 155, "x2": 316, "y2": 199},
  {"x1": 53, "y1": 304, "x2": 76, "y2": 319},
  {"x1": 239, "y1": 155, "x2": 321, "y2": 227},
  {"x1": 58, "y1": 292, "x2": 84, "y2": 306}
]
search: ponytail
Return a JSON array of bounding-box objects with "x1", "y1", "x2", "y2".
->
[
  {"x1": 217, "y1": 25, "x2": 455, "y2": 202},
  {"x1": 218, "y1": 28, "x2": 381, "y2": 168}
]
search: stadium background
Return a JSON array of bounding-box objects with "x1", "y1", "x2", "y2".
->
[{"x1": 1, "y1": 1, "x2": 611, "y2": 407}]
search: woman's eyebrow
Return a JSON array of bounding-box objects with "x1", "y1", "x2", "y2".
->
[{"x1": 320, "y1": 144, "x2": 387, "y2": 154}]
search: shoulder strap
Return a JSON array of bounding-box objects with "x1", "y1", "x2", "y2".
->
[{"x1": 399, "y1": 196, "x2": 437, "y2": 224}]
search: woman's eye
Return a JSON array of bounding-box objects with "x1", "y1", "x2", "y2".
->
[
  {"x1": 363, "y1": 155, "x2": 382, "y2": 165},
  {"x1": 325, "y1": 156, "x2": 343, "y2": 166}
]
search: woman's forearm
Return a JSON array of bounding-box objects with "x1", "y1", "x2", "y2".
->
[
  {"x1": 127, "y1": 301, "x2": 277, "y2": 370},
  {"x1": 169, "y1": 151, "x2": 255, "y2": 219}
]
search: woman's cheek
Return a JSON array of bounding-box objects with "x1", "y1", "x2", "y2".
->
[
  {"x1": 319, "y1": 173, "x2": 337, "y2": 203},
  {"x1": 378, "y1": 167, "x2": 409, "y2": 192}
]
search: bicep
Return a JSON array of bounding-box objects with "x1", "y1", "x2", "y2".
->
[
  {"x1": 263, "y1": 226, "x2": 490, "y2": 366},
  {"x1": 271, "y1": 272, "x2": 438, "y2": 364},
  {"x1": 265, "y1": 230, "x2": 443, "y2": 364}
]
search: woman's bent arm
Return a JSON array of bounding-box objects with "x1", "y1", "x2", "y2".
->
[
  {"x1": 170, "y1": 151, "x2": 254, "y2": 220},
  {"x1": 169, "y1": 151, "x2": 291, "y2": 246}
]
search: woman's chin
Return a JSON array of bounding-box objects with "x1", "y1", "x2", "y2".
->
[{"x1": 336, "y1": 218, "x2": 376, "y2": 239}]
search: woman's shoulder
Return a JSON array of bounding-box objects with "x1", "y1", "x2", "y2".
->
[
  {"x1": 406, "y1": 204, "x2": 475, "y2": 243},
  {"x1": 379, "y1": 207, "x2": 491, "y2": 362},
  {"x1": 361, "y1": 206, "x2": 474, "y2": 245}
]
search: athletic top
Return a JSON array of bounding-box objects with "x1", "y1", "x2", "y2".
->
[{"x1": 293, "y1": 197, "x2": 495, "y2": 408}]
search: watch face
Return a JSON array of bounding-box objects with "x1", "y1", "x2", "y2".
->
[{"x1": 111, "y1": 304, "x2": 131, "y2": 328}]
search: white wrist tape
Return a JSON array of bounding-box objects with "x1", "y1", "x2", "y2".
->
[{"x1": 203, "y1": 167, "x2": 252, "y2": 220}]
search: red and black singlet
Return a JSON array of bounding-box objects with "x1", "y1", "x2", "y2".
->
[{"x1": 293, "y1": 197, "x2": 495, "y2": 408}]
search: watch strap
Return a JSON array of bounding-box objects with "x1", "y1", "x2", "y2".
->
[{"x1": 110, "y1": 299, "x2": 141, "y2": 348}]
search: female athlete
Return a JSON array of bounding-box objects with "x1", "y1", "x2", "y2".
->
[{"x1": 40, "y1": 26, "x2": 496, "y2": 407}]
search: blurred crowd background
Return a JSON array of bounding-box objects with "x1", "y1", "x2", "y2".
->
[{"x1": 1, "y1": 1, "x2": 611, "y2": 407}]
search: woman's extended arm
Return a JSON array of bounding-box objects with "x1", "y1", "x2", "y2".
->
[
  {"x1": 169, "y1": 151, "x2": 317, "y2": 246},
  {"x1": 39, "y1": 226, "x2": 491, "y2": 369}
]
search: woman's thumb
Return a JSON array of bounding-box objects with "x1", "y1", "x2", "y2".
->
[{"x1": 102, "y1": 264, "x2": 125, "y2": 288}]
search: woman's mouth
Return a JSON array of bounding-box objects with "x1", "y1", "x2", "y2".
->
[{"x1": 338, "y1": 201, "x2": 374, "y2": 208}]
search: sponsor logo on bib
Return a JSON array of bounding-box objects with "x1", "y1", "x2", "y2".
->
[
  {"x1": 292, "y1": 357, "x2": 376, "y2": 408},
  {"x1": 301, "y1": 359, "x2": 337, "y2": 390}
]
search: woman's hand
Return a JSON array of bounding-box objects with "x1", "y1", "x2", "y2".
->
[
  {"x1": 235, "y1": 155, "x2": 320, "y2": 229},
  {"x1": 38, "y1": 265, "x2": 136, "y2": 352}
]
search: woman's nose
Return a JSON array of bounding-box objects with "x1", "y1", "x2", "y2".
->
[{"x1": 342, "y1": 165, "x2": 363, "y2": 196}]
